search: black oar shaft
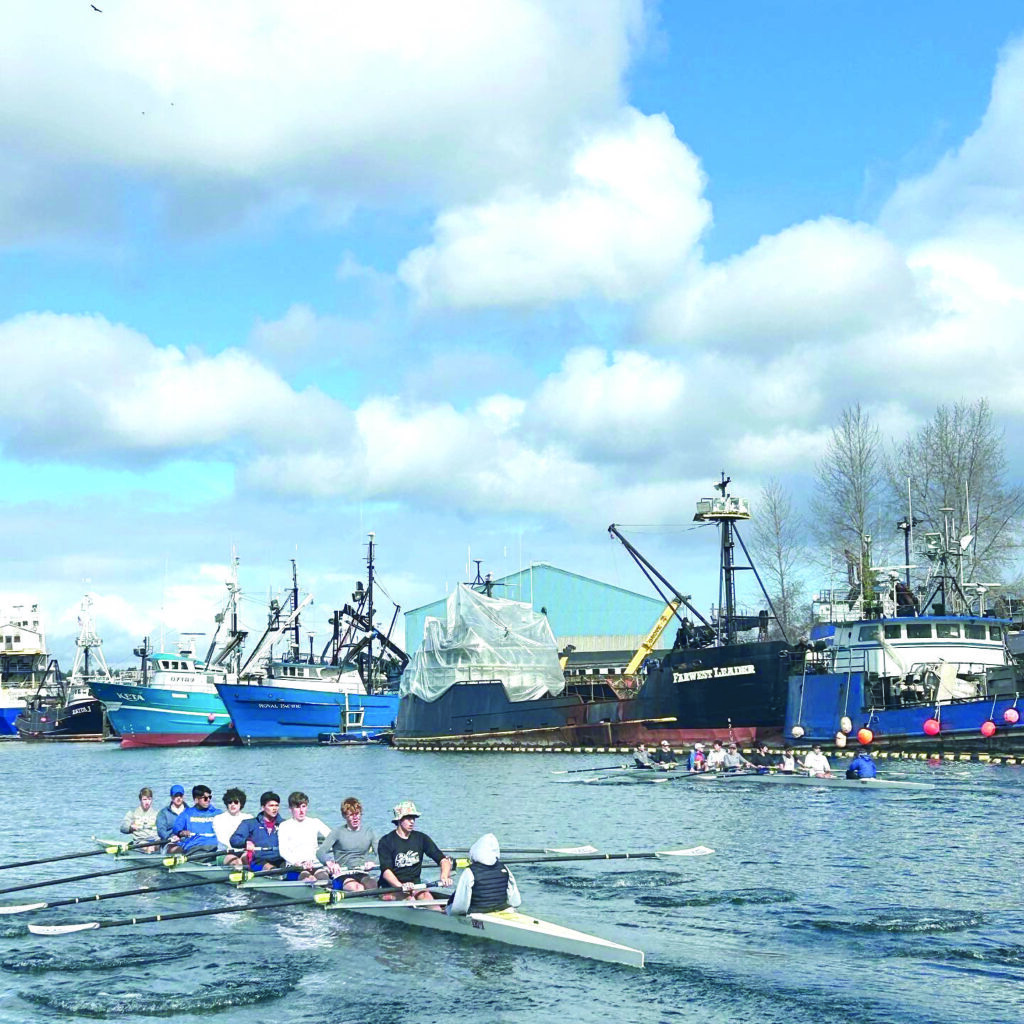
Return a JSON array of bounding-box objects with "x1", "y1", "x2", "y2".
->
[
  {"x1": 39, "y1": 869, "x2": 259, "y2": 910},
  {"x1": 0, "y1": 845, "x2": 135, "y2": 872},
  {"x1": 0, "y1": 861, "x2": 161, "y2": 896},
  {"x1": 91, "y1": 899, "x2": 294, "y2": 930}
]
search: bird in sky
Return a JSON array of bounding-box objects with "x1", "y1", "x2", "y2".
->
[{"x1": 91, "y1": 4, "x2": 102, "y2": 11}]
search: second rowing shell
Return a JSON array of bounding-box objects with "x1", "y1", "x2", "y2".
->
[{"x1": 695, "y1": 772, "x2": 934, "y2": 790}]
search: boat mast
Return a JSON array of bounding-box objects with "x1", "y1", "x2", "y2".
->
[
  {"x1": 693, "y1": 474, "x2": 749, "y2": 644},
  {"x1": 290, "y1": 559, "x2": 301, "y2": 661}
]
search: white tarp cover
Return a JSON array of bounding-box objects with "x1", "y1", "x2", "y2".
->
[{"x1": 400, "y1": 584, "x2": 566, "y2": 703}]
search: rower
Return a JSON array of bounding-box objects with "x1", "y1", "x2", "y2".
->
[
  {"x1": 632, "y1": 743, "x2": 654, "y2": 769},
  {"x1": 746, "y1": 742, "x2": 774, "y2": 772},
  {"x1": 778, "y1": 746, "x2": 797, "y2": 773},
  {"x1": 704, "y1": 741, "x2": 726, "y2": 771},
  {"x1": 846, "y1": 746, "x2": 878, "y2": 779},
  {"x1": 377, "y1": 800, "x2": 452, "y2": 902},
  {"x1": 213, "y1": 788, "x2": 252, "y2": 850},
  {"x1": 227, "y1": 791, "x2": 283, "y2": 870},
  {"x1": 278, "y1": 791, "x2": 331, "y2": 881},
  {"x1": 166, "y1": 785, "x2": 222, "y2": 855},
  {"x1": 156, "y1": 784, "x2": 188, "y2": 846},
  {"x1": 721, "y1": 743, "x2": 750, "y2": 771},
  {"x1": 446, "y1": 833, "x2": 521, "y2": 916},
  {"x1": 802, "y1": 744, "x2": 832, "y2": 778},
  {"x1": 650, "y1": 740, "x2": 677, "y2": 769},
  {"x1": 686, "y1": 743, "x2": 707, "y2": 772},
  {"x1": 317, "y1": 796, "x2": 377, "y2": 891},
  {"x1": 120, "y1": 786, "x2": 160, "y2": 849}
]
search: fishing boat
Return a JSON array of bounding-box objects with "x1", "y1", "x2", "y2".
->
[
  {"x1": 329, "y1": 897, "x2": 645, "y2": 967},
  {"x1": 396, "y1": 475, "x2": 795, "y2": 749},
  {"x1": 15, "y1": 597, "x2": 112, "y2": 741},
  {"x1": 0, "y1": 602, "x2": 52, "y2": 735},
  {"x1": 215, "y1": 540, "x2": 405, "y2": 745},
  {"x1": 786, "y1": 510, "x2": 1023, "y2": 752}
]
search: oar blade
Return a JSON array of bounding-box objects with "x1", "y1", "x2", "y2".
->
[
  {"x1": 28, "y1": 921, "x2": 101, "y2": 935},
  {"x1": 654, "y1": 846, "x2": 715, "y2": 858},
  {"x1": 0, "y1": 902, "x2": 47, "y2": 916}
]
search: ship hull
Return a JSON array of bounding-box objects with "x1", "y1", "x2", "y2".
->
[
  {"x1": 89, "y1": 681, "x2": 236, "y2": 747},
  {"x1": 14, "y1": 698, "x2": 109, "y2": 741},
  {"x1": 395, "y1": 641, "x2": 792, "y2": 748},
  {"x1": 786, "y1": 669, "x2": 1024, "y2": 752},
  {"x1": 215, "y1": 682, "x2": 399, "y2": 745}
]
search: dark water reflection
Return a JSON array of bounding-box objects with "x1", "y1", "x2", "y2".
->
[{"x1": 0, "y1": 744, "x2": 1022, "y2": 1023}]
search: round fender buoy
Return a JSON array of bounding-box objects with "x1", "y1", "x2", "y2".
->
[
  {"x1": 923, "y1": 718, "x2": 940, "y2": 736},
  {"x1": 207, "y1": 713, "x2": 216, "y2": 724},
  {"x1": 857, "y1": 728, "x2": 874, "y2": 745},
  {"x1": 980, "y1": 720, "x2": 997, "y2": 738},
  {"x1": 1004, "y1": 708, "x2": 1020, "y2": 725},
  {"x1": 834, "y1": 731, "x2": 847, "y2": 748},
  {"x1": 839, "y1": 716, "x2": 853, "y2": 734},
  {"x1": 791, "y1": 724, "x2": 805, "y2": 739}
]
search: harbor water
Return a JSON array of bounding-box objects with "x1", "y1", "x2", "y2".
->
[{"x1": 0, "y1": 743, "x2": 1022, "y2": 1024}]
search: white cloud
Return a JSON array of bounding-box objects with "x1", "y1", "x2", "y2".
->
[
  {"x1": 646, "y1": 217, "x2": 924, "y2": 347},
  {"x1": 399, "y1": 110, "x2": 710, "y2": 307},
  {"x1": 1, "y1": 1, "x2": 644, "y2": 239}
]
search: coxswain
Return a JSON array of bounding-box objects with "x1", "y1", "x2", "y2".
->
[
  {"x1": 446, "y1": 833, "x2": 522, "y2": 916},
  {"x1": 227, "y1": 791, "x2": 283, "y2": 870},
  {"x1": 317, "y1": 796, "x2": 377, "y2": 891},
  {"x1": 802, "y1": 744, "x2": 832, "y2": 777},
  {"x1": 686, "y1": 743, "x2": 707, "y2": 772},
  {"x1": 377, "y1": 800, "x2": 452, "y2": 903},
  {"x1": 167, "y1": 785, "x2": 222, "y2": 855},
  {"x1": 120, "y1": 786, "x2": 160, "y2": 849},
  {"x1": 278, "y1": 791, "x2": 331, "y2": 880},
  {"x1": 633, "y1": 743, "x2": 654, "y2": 769},
  {"x1": 213, "y1": 788, "x2": 252, "y2": 850},
  {"x1": 156, "y1": 784, "x2": 188, "y2": 846},
  {"x1": 650, "y1": 740, "x2": 677, "y2": 769},
  {"x1": 846, "y1": 747, "x2": 878, "y2": 779}
]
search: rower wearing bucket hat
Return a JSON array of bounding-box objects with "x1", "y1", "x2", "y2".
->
[{"x1": 377, "y1": 800, "x2": 452, "y2": 902}]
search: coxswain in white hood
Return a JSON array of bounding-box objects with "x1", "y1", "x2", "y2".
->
[{"x1": 447, "y1": 833, "x2": 522, "y2": 916}]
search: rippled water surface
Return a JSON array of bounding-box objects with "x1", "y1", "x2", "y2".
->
[{"x1": 0, "y1": 743, "x2": 1022, "y2": 1024}]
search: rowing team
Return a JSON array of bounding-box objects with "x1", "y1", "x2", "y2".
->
[
  {"x1": 633, "y1": 740, "x2": 878, "y2": 779},
  {"x1": 120, "y1": 786, "x2": 521, "y2": 915}
]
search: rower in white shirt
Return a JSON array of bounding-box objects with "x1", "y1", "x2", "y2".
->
[
  {"x1": 801, "y1": 744, "x2": 832, "y2": 777},
  {"x1": 278, "y1": 791, "x2": 331, "y2": 880},
  {"x1": 212, "y1": 787, "x2": 253, "y2": 850}
]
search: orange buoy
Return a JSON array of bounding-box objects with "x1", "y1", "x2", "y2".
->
[
  {"x1": 856, "y1": 727, "x2": 873, "y2": 745},
  {"x1": 923, "y1": 718, "x2": 940, "y2": 736},
  {"x1": 981, "y1": 720, "x2": 997, "y2": 738}
]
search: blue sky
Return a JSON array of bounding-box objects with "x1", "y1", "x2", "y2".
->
[{"x1": 3, "y1": 1, "x2": 1024, "y2": 664}]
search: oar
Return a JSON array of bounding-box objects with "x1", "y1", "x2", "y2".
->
[
  {"x1": 0, "y1": 851, "x2": 216, "y2": 896},
  {"x1": 0, "y1": 840, "x2": 144, "y2": 872},
  {"x1": 27, "y1": 884, "x2": 410, "y2": 935},
  {"x1": 456, "y1": 845, "x2": 714, "y2": 867},
  {"x1": 447, "y1": 846, "x2": 599, "y2": 855},
  {"x1": 0, "y1": 865, "x2": 289, "y2": 916},
  {"x1": 550, "y1": 764, "x2": 631, "y2": 775}
]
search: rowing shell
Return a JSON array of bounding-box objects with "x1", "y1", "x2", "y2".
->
[
  {"x1": 696, "y1": 773, "x2": 934, "y2": 790},
  {"x1": 328, "y1": 896, "x2": 645, "y2": 968},
  {"x1": 93, "y1": 838, "x2": 237, "y2": 879}
]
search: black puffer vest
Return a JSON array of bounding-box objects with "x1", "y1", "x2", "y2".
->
[{"x1": 468, "y1": 859, "x2": 511, "y2": 912}]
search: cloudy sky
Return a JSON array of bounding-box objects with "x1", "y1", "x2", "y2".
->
[{"x1": 3, "y1": 1, "x2": 1024, "y2": 664}]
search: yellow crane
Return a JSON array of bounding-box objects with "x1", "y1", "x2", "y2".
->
[{"x1": 625, "y1": 599, "x2": 682, "y2": 675}]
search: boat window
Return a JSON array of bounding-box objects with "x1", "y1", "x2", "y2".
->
[
  {"x1": 965, "y1": 624, "x2": 987, "y2": 640},
  {"x1": 936, "y1": 624, "x2": 960, "y2": 638},
  {"x1": 161, "y1": 660, "x2": 171, "y2": 669},
  {"x1": 858, "y1": 626, "x2": 881, "y2": 641},
  {"x1": 13, "y1": 635, "x2": 19, "y2": 643},
  {"x1": 906, "y1": 623, "x2": 932, "y2": 639},
  {"x1": 883, "y1": 625, "x2": 901, "y2": 639},
  {"x1": 990, "y1": 626, "x2": 1003, "y2": 640}
]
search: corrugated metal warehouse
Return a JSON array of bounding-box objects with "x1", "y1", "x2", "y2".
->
[{"x1": 403, "y1": 564, "x2": 667, "y2": 666}]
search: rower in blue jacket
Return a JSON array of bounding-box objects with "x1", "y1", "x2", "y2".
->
[
  {"x1": 226, "y1": 791, "x2": 284, "y2": 871},
  {"x1": 167, "y1": 785, "x2": 222, "y2": 854},
  {"x1": 846, "y1": 748, "x2": 878, "y2": 779}
]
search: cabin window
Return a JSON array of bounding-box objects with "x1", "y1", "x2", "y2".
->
[
  {"x1": 965, "y1": 624, "x2": 987, "y2": 640},
  {"x1": 13, "y1": 635, "x2": 19, "y2": 643},
  {"x1": 883, "y1": 625, "x2": 901, "y2": 639},
  {"x1": 906, "y1": 624, "x2": 932, "y2": 639},
  {"x1": 858, "y1": 626, "x2": 881, "y2": 641},
  {"x1": 936, "y1": 624, "x2": 960, "y2": 638},
  {"x1": 990, "y1": 626, "x2": 1003, "y2": 640},
  {"x1": 161, "y1": 660, "x2": 171, "y2": 669}
]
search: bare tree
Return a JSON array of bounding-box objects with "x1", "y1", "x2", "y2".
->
[
  {"x1": 812, "y1": 404, "x2": 888, "y2": 607},
  {"x1": 751, "y1": 477, "x2": 808, "y2": 641},
  {"x1": 888, "y1": 398, "x2": 1024, "y2": 587}
]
